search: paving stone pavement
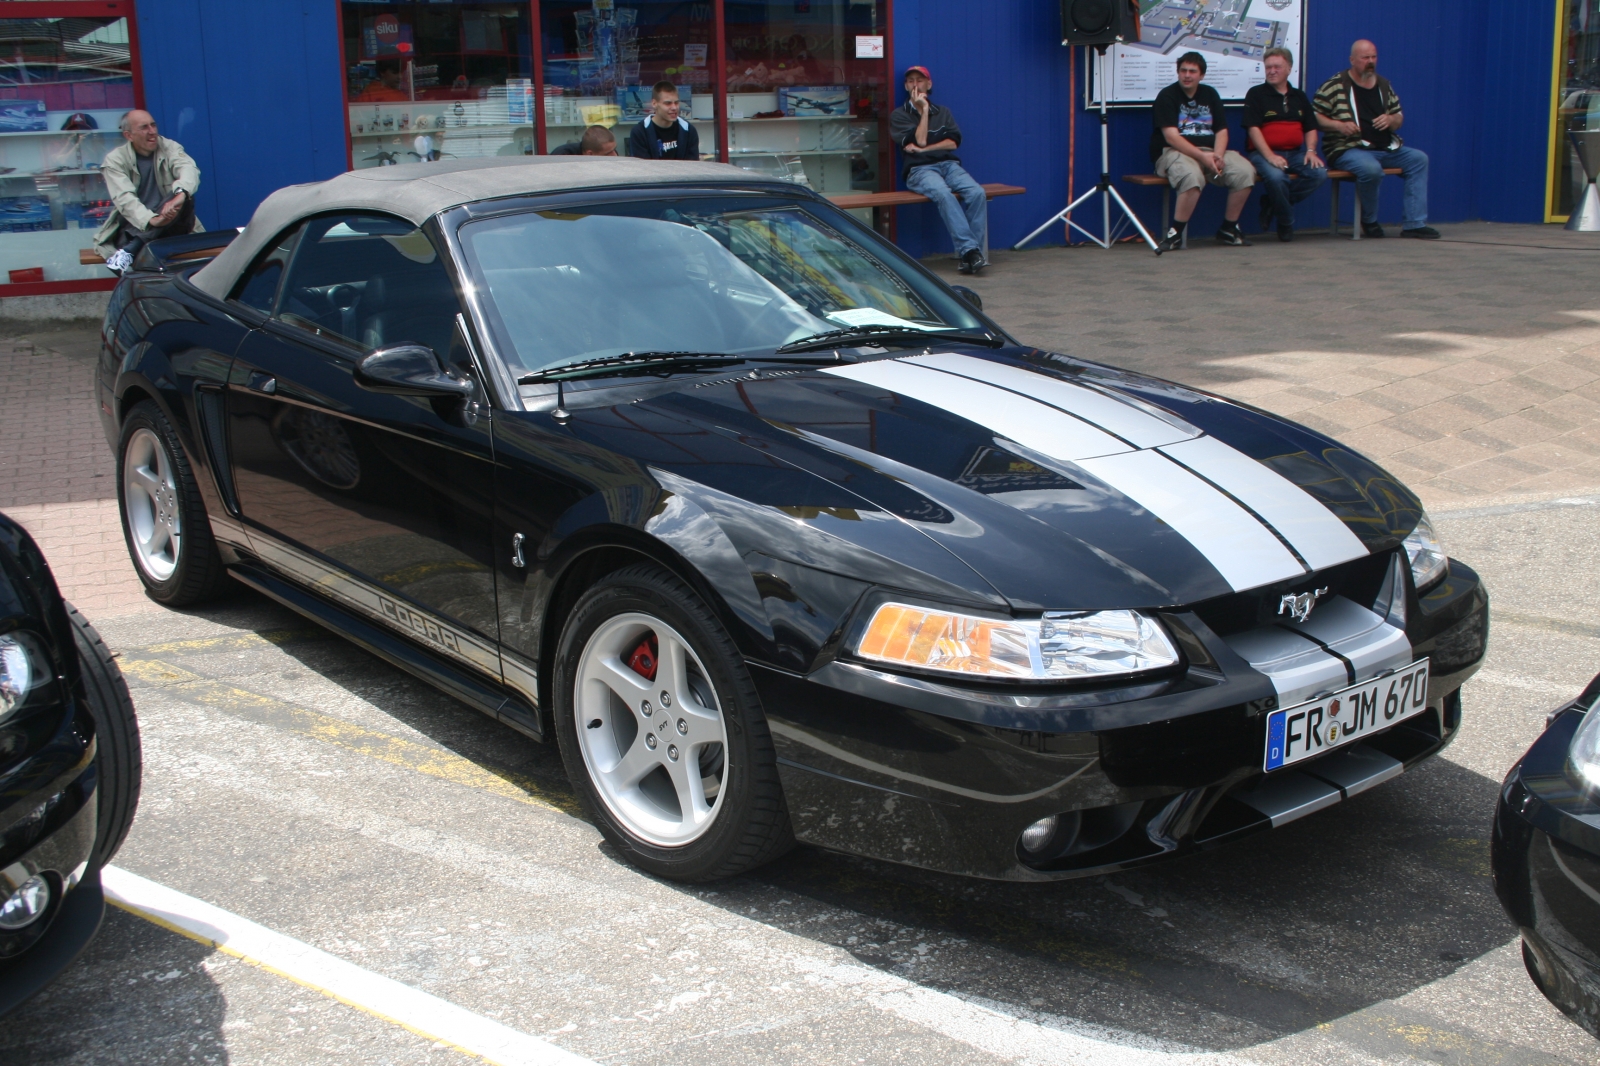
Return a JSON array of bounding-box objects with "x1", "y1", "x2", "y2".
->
[{"x1": 2, "y1": 221, "x2": 1597, "y2": 617}]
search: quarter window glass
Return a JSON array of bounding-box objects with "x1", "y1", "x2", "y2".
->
[
  {"x1": 276, "y1": 214, "x2": 460, "y2": 356},
  {"x1": 231, "y1": 227, "x2": 299, "y2": 313}
]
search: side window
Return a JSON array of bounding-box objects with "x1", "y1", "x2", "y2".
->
[
  {"x1": 230, "y1": 226, "x2": 300, "y2": 313},
  {"x1": 275, "y1": 213, "x2": 461, "y2": 357}
]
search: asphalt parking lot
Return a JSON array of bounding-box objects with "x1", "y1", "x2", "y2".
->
[{"x1": 2, "y1": 223, "x2": 1599, "y2": 1064}]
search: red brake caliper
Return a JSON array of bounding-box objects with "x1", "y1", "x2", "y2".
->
[{"x1": 627, "y1": 634, "x2": 659, "y2": 681}]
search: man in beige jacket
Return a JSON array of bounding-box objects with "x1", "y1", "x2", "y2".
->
[{"x1": 93, "y1": 110, "x2": 201, "y2": 272}]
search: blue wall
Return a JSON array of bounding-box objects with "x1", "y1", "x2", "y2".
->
[
  {"x1": 892, "y1": 0, "x2": 1558, "y2": 257},
  {"x1": 126, "y1": 1, "x2": 1556, "y2": 250}
]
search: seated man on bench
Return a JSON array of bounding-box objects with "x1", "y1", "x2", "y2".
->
[
  {"x1": 889, "y1": 65, "x2": 988, "y2": 275},
  {"x1": 1313, "y1": 39, "x2": 1438, "y2": 239},
  {"x1": 1150, "y1": 51, "x2": 1254, "y2": 251}
]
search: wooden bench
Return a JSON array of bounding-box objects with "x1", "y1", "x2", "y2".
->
[
  {"x1": 80, "y1": 248, "x2": 104, "y2": 264},
  {"x1": 1122, "y1": 167, "x2": 1404, "y2": 244},
  {"x1": 826, "y1": 182, "x2": 1026, "y2": 258}
]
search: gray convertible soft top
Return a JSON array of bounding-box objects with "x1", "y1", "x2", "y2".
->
[{"x1": 190, "y1": 155, "x2": 780, "y2": 300}]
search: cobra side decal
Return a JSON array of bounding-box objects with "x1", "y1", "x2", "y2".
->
[
  {"x1": 823, "y1": 358, "x2": 1129, "y2": 462},
  {"x1": 903, "y1": 353, "x2": 1199, "y2": 449},
  {"x1": 1159, "y1": 435, "x2": 1369, "y2": 571},
  {"x1": 822, "y1": 359, "x2": 1306, "y2": 591}
]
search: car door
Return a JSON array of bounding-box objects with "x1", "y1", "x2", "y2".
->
[{"x1": 224, "y1": 212, "x2": 502, "y2": 685}]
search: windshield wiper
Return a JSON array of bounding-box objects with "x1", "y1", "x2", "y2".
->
[
  {"x1": 518, "y1": 351, "x2": 744, "y2": 384},
  {"x1": 775, "y1": 324, "x2": 1003, "y2": 354}
]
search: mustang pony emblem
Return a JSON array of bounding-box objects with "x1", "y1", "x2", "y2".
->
[{"x1": 1278, "y1": 586, "x2": 1330, "y2": 623}]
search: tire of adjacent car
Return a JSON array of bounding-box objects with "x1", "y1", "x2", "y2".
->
[
  {"x1": 117, "y1": 400, "x2": 231, "y2": 606},
  {"x1": 66, "y1": 603, "x2": 141, "y2": 870},
  {"x1": 552, "y1": 563, "x2": 793, "y2": 882}
]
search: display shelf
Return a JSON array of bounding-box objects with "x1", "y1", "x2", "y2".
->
[
  {"x1": 0, "y1": 128, "x2": 118, "y2": 139},
  {"x1": 727, "y1": 114, "x2": 865, "y2": 122},
  {"x1": 728, "y1": 148, "x2": 867, "y2": 157},
  {"x1": 2, "y1": 168, "x2": 107, "y2": 178},
  {"x1": 351, "y1": 123, "x2": 529, "y2": 137}
]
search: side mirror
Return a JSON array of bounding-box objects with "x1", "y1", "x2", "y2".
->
[
  {"x1": 354, "y1": 343, "x2": 474, "y2": 398},
  {"x1": 951, "y1": 285, "x2": 983, "y2": 311}
]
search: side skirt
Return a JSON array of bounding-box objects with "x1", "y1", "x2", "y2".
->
[{"x1": 228, "y1": 561, "x2": 543, "y2": 741}]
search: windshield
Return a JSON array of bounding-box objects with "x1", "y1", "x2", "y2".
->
[{"x1": 457, "y1": 194, "x2": 987, "y2": 378}]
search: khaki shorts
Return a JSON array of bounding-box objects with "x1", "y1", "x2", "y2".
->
[{"x1": 1155, "y1": 148, "x2": 1255, "y2": 194}]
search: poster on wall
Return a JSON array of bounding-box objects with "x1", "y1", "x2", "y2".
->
[{"x1": 1090, "y1": 0, "x2": 1307, "y2": 105}]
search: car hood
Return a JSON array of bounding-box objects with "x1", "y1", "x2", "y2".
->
[{"x1": 563, "y1": 346, "x2": 1423, "y2": 611}]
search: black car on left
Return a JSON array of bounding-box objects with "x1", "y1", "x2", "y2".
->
[{"x1": 0, "y1": 512, "x2": 141, "y2": 1015}]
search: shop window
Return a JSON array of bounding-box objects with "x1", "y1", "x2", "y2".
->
[
  {"x1": 0, "y1": 8, "x2": 138, "y2": 288},
  {"x1": 722, "y1": 0, "x2": 889, "y2": 196},
  {"x1": 1553, "y1": 0, "x2": 1600, "y2": 219},
  {"x1": 538, "y1": 0, "x2": 717, "y2": 158},
  {"x1": 340, "y1": 3, "x2": 535, "y2": 168}
]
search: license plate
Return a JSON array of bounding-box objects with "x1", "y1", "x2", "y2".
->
[{"x1": 1264, "y1": 659, "x2": 1430, "y2": 772}]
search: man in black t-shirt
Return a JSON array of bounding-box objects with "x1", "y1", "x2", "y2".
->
[
  {"x1": 626, "y1": 82, "x2": 701, "y2": 160},
  {"x1": 1243, "y1": 47, "x2": 1326, "y2": 241},
  {"x1": 1150, "y1": 52, "x2": 1254, "y2": 251}
]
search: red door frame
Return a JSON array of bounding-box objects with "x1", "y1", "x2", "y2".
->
[{"x1": 0, "y1": 0, "x2": 141, "y2": 298}]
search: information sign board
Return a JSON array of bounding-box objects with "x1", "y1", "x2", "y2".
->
[{"x1": 1091, "y1": 0, "x2": 1308, "y2": 105}]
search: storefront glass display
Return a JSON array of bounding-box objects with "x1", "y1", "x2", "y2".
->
[
  {"x1": 722, "y1": 0, "x2": 889, "y2": 196},
  {"x1": 538, "y1": 0, "x2": 717, "y2": 157},
  {"x1": 1551, "y1": 0, "x2": 1600, "y2": 218},
  {"x1": 340, "y1": 2, "x2": 535, "y2": 169},
  {"x1": 0, "y1": 11, "x2": 137, "y2": 287}
]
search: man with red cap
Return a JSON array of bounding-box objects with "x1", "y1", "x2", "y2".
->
[{"x1": 889, "y1": 65, "x2": 988, "y2": 274}]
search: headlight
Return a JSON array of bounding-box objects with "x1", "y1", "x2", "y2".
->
[
  {"x1": 1569, "y1": 708, "x2": 1600, "y2": 794},
  {"x1": 0, "y1": 633, "x2": 47, "y2": 722},
  {"x1": 1403, "y1": 514, "x2": 1448, "y2": 592},
  {"x1": 855, "y1": 603, "x2": 1180, "y2": 681}
]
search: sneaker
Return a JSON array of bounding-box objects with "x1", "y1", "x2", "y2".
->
[
  {"x1": 1361, "y1": 222, "x2": 1385, "y2": 238},
  {"x1": 1401, "y1": 225, "x2": 1441, "y2": 239},
  {"x1": 958, "y1": 248, "x2": 983, "y2": 275},
  {"x1": 1156, "y1": 224, "x2": 1185, "y2": 253},
  {"x1": 1277, "y1": 225, "x2": 1295, "y2": 242},
  {"x1": 1214, "y1": 222, "x2": 1252, "y2": 247},
  {"x1": 105, "y1": 247, "x2": 133, "y2": 275}
]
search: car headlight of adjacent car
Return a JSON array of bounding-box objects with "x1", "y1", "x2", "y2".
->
[
  {"x1": 0, "y1": 632, "x2": 48, "y2": 723},
  {"x1": 1403, "y1": 514, "x2": 1448, "y2": 592},
  {"x1": 1567, "y1": 697, "x2": 1600, "y2": 795},
  {"x1": 854, "y1": 603, "x2": 1180, "y2": 681}
]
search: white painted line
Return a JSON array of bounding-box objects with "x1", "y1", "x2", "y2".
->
[{"x1": 101, "y1": 866, "x2": 596, "y2": 1066}]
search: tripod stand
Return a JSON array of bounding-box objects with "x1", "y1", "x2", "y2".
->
[{"x1": 1015, "y1": 45, "x2": 1161, "y2": 254}]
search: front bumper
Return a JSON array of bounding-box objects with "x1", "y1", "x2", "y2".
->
[
  {"x1": 1493, "y1": 707, "x2": 1600, "y2": 1038},
  {"x1": 758, "y1": 556, "x2": 1487, "y2": 881}
]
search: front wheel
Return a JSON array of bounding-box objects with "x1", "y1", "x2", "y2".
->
[
  {"x1": 117, "y1": 401, "x2": 230, "y2": 606},
  {"x1": 553, "y1": 564, "x2": 792, "y2": 881},
  {"x1": 67, "y1": 604, "x2": 140, "y2": 870}
]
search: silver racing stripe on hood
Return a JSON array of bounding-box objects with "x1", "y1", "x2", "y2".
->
[
  {"x1": 823, "y1": 357, "x2": 1310, "y2": 591},
  {"x1": 901, "y1": 352, "x2": 1200, "y2": 448},
  {"x1": 1159, "y1": 435, "x2": 1369, "y2": 571}
]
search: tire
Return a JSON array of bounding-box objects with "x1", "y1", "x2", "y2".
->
[
  {"x1": 66, "y1": 603, "x2": 141, "y2": 870},
  {"x1": 117, "y1": 400, "x2": 230, "y2": 606},
  {"x1": 553, "y1": 563, "x2": 792, "y2": 881}
]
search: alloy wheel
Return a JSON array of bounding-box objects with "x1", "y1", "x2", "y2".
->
[
  {"x1": 574, "y1": 612, "x2": 729, "y2": 847},
  {"x1": 122, "y1": 427, "x2": 181, "y2": 582}
]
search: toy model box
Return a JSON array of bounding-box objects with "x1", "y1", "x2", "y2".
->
[
  {"x1": 778, "y1": 86, "x2": 850, "y2": 117},
  {"x1": 0, "y1": 196, "x2": 53, "y2": 232},
  {"x1": 0, "y1": 100, "x2": 47, "y2": 132},
  {"x1": 63, "y1": 200, "x2": 112, "y2": 228}
]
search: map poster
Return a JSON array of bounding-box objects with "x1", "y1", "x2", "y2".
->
[{"x1": 1089, "y1": 0, "x2": 1307, "y2": 105}]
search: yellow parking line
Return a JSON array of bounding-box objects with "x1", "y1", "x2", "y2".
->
[
  {"x1": 133, "y1": 627, "x2": 330, "y2": 656},
  {"x1": 118, "y1": 656, "x2": 580, "y2": 816}
]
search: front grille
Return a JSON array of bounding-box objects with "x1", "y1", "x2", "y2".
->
[
  {"x1": 1190, "y1": 549, "x2": 1395, "y2": 637},
  {"x1": 1099, "y1": 702, "x2": 1258, "y2": 789}
]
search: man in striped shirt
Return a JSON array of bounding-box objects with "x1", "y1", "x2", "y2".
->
[{"x1": 1312, "y1": 39, "x2": 1438, "y2": 239}]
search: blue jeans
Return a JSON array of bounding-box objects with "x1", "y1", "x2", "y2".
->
[
  {"x1": 906, "y1": 160, "x2": 987, "y2": 257},
  {"x1": 1332, "y1": 145, "x2": 1429, "y2": 228},
  {"x1": 1247, "y1": 147, "x2": 1326, "y2": 227}
]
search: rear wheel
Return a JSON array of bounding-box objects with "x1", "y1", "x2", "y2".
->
[
  {"x1": 553, "y1": 564, "x2": 791, "y2": 881},
  {"x1": 117, "y1": 401, "x2": 230, "y2": 605},
  {"x1": 66, "y1": 604, "x2": 140, "y2": 870}
]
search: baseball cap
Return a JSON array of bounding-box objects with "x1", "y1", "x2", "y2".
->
[{"x1": 903, "y1": 65, "x2": 931, "y2": 81}]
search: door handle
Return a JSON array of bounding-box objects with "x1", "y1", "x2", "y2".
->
[
  {"x1": 247, "y1": 372, "x2": 277, "y2": 394},
  {"x1": 511, "y1": 532, "x2": 526, "y2": 569}
]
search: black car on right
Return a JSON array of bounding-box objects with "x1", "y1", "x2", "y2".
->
[{"x1": 1494, "y1": 671, "x2": 1600, "y2": 1039}]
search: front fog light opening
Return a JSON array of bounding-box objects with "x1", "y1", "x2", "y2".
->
[
  {"x1": 0, "y1": 873, "x2": 53, "y2": 931},
  {"x1": 1020, "y1": 815, "x2": 1058, "y2": 854}
]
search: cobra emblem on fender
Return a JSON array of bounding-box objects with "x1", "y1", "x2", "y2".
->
[{"x1": 1278, "y1": 586, "x2": 1330, "y2": 623}]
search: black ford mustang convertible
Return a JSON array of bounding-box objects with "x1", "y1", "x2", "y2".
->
[{"x1": 99, "y1": 157, "x2": 1487, "y2": 882}]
